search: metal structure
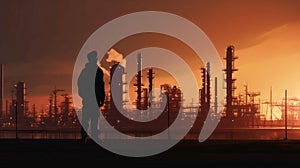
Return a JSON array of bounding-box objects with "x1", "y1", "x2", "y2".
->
[
  {"x1": 200, "y1": 63, "x2": 211, "y2": 113},
  {"x1": 110, "y1": 63, "x2": 125, "y2": 110},
  {"x1": 51, "y1": 87, "x2": 65, "y2": 122},
  {"x1": 16, "y1": 81, "x2": 26, "y2": 128},
  {"x1": 134, "y1": 53, "x2": 143, "y2": 110},
  {"x1": 141, "y1": 87, "x2": 148, "y2": 110},
  {"x1": 224, "y1": 45, "x2": 238, "y2": 121},
  {"x1": 214, "y1": 77, "x2": 218, "y2": 114},
  {"x1": 262, "y1": 96, "x2": 300, "y2": 127},
  {"x1": 60, "y1": 93, "x2": 71, "y2": 126},
  {"x1": 148, "y1": 68, "x2": 154, "y2": 108},
  {"x1": 160, "y1": 84, "x2": 182, "y2": 124}
]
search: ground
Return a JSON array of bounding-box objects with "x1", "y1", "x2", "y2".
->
[{"x1": 0, "y1": 139, "x2": 299, "y2": 166}]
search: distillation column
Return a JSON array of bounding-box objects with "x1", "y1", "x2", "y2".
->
[{"x1": 224, "y1": 45, "x2": 238, "y2": 122}]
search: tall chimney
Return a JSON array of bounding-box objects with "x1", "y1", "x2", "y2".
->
[
  {"x1": 136, "y1": 52, "x2": 142, "y2": 110},
  {"x1": 148, "y1": 68, "x2": 154, "y2": 107},
  {"x1": 214, "y1": 77, "x2": 218, "y2": 114}
]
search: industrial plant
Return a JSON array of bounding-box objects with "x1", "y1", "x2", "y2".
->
[{"x1": 0, "y1": 45, "x2": 299, "y2": 139}]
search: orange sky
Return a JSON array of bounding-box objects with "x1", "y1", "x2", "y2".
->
[
  {"x1": 0, "y1": 0, "x2": 299, "y2": 112},
  {"x1": 235, "y1": 22, "x2": 300, "y2": 102}
]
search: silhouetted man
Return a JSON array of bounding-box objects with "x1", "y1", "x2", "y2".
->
[{"x1": 77, "y1": 51, "x2": 105, "y2": 142}]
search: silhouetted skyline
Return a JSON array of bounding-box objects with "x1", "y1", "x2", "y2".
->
[
  {"x1": 0, "y1": 0, "x2": 299, "y2": 113},
  {"x1": 1, "y1": 1, "x2": 300, "y2": 163}
]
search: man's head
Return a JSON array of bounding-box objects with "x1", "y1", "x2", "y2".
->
[{"x1": 87, "y1": 50, "x2": 98, "y2": 62}]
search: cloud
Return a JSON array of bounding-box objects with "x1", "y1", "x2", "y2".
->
[
  {"x1": 237, "y1": 24, "x2": 289, "y2": 50},
  {"x1": 235, "y1": 22, "x2": 300, "y2": 102},
  {"x1": 106, "y1": 48, "x2": 123, "y2": 63}
]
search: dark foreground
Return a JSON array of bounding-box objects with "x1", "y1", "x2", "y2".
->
[{"x1": 0, "y1": 139, "x2": 299, "y2": 166}]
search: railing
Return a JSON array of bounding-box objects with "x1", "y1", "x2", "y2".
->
[
  {"x1": 2, "y1": 127, "x2": 300, "y2": 140},
  {"x1": 0, "y1": 128, "x2": 81, "y2": 139}
]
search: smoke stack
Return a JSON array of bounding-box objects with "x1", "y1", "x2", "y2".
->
[
  {"x1": 206, "y1": 62, "x2": 211, "y2": 107},
  {"x1": 136, "y1": 52, "x2": 142, "y2": 110},
  {"x1": 148, "y1": 68, "x2": 154, "y2": 106},
  {"x1": 0, "y1": 64, "x2": 3, "y2": 117},
  {"x1": 214, "y1": 77, "x2": 218, "y2": 114}
]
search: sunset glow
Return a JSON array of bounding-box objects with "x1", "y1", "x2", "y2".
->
[
  {"x1": 0, "y1": 0, "x2": 299, "y2": 118},
  {"x1": 2, "y1": 1, "x2": 300, "y2": 162}
]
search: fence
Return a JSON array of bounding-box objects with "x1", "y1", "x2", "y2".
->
[{"x1": 1, "y1": 127, "x2": 300, "y2": 140}]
